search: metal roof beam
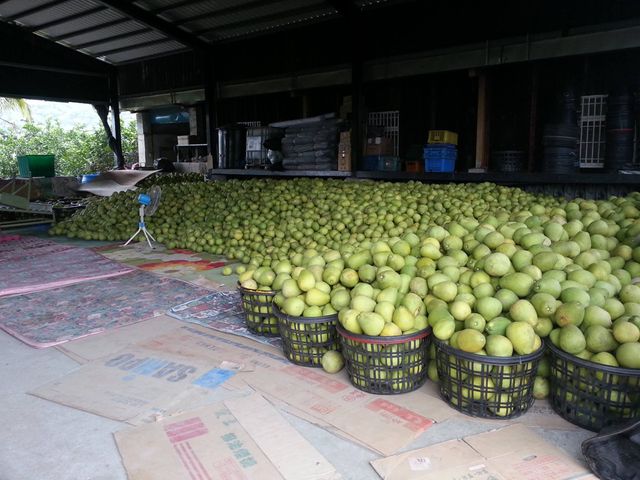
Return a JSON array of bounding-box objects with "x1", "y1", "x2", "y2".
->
[
  {"x1": 194, "y1": 4, "x2": 334, "y2": 37},
  {"x1": 27, "y1": 5, "x2": 108, "y2": 32},
  {"x1": 73, "y1": 27, "x2": 152, "y2": 49},
  {"x1": 96, "y1": 0, "x2": 211, "y2": 51},
  {"x1": 323, "y1": 0, "x2": 359, "y2": 19},
  {"x1": 149, "y1": 0, "x2": 214, "y2": 15},
  {"x1": 4, "y1": 0, "x2": 70, "y2": 21},
  {"x1": 91, "y1": 37, "x2": 173, "y2": 57},
  {"x1": 170, "y1": 0, "x2": 286, "y2": 26},
  {"x1": 49, "y1": 17, "x2": 129, "y2": 41}
]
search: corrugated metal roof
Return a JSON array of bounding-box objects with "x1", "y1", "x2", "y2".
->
[
  {"x1": 0, "y1": 0, "x2": 56, "y2": 18},
  {"x1": 183, "y1": 0, "x2": 326, "y2": 32},
  {"x1": 106, "y1": 41, "x2": 187, "y2": 64},
  {"x1": 214, "y1": 7, "x2": 339, "y2": 41},
  {"x1": 84, "y1": 30, "x2": 167, "y2": 54},
  {"x1": 15, "y1": 0, "x2": 97, "y2": 26},
  {"x1": 0, "y1": 0, "x2": 405, "y2": 64},
  {"x1": 42, "y1": 9, "x2": 125, "y2": 38}
]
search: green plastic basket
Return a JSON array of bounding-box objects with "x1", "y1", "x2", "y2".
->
[{"x1": 17, "y1": 155, "x2": 55, "y2": 177}]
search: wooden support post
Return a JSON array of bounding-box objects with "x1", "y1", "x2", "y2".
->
[
  {"x1": 528, "y1": 65, "x2": 540, "y2": 172},
  {"x1": 475, "y1": 72, "x2": 490, "y2": 169}
]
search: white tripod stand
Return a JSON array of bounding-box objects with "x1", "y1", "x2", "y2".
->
[{"x1": 123, "y1": 191, "x2": 158, "y2": 249}]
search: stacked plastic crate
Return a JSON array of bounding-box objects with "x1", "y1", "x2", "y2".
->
[{"x1": 424, "y1": 130, "x2": 458, "y2": 172}]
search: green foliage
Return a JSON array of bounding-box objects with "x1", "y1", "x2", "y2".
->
[
  {"x1": 0, "y1": 119, "x2": 138, "y2": 177},
  {"x1": 0, "y1": 97, "x2": 32, "y2": 122}
]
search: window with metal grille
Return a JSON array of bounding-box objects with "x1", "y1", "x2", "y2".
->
[
  {"x1": 367, "y1": 111, "x2": 400, "y2": 156},
  {"x1": 578, "y1": 95, "x2": 607, "y2": 168}
]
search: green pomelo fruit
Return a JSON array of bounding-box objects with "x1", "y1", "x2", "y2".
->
[
  {"x1": 616, "y1": 342, "x2": 640, "y2": 368},
  {"x1": 485, "y1": 334, "x2": 514, "y2": 357},
  {"x1": 531, "y1": 292, "x2": 558, "y2": 317},
  {"x1": 475, "y1": 297, "x2": 503, "y2": 321},
  {"x1": 554, "y1": 302, "x2": 585, "y2": 327},
  {"x1": 585, "y1": 325, "x2": 619, "y2": 353},
  {"x1": 456, "y1": 329, "x2": 486, "y2": 353},
  {"x1": 509, "y1": 299, "x2": 538, "y2": 326},
  {"x1": 499, "y1": 272, "x2": 534, "y2": 298},
  {"x1": 506, "y1": 322, "x2": 537, "y2": 355},
  {"x1": 321, "y1": 351, "x2": 345, "y2": 373},
  {"x1": 483, "y1": 252, "x2": 511, "y2": 277},
  {"x1": 559, "y1": 325, "x2": 587, "y2": 354},
  {"x1": 613, "y1": 321, "x2": 640, "y2": 343},
  {"x1": 357, "y1": 312, "x2": 386, "y2": 336}
]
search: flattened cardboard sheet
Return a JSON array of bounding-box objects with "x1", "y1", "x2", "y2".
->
[{"x1": 371, "y1": 423, "x2": 597, "y2": 480}]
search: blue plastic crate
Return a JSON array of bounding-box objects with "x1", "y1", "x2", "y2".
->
[
  {"x1": 361, "y1": 155, "x2": 402, "y2": 171},
  {"x1": 361, "y1": 155, "x2": 379, "y2": 171},
  {"x1": 425, "y1": 151, "x2": 457, "y2": 160},
  {"x1": 425, "y1": 157, "x2": 456, "y2": 172},
  {"x1": 424, "y1": 144, "x2": 457, "y2": 154}
]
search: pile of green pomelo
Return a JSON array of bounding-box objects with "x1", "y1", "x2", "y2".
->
[{"x1": 51, "y1": 177, "x2": 640, "y2": 402}]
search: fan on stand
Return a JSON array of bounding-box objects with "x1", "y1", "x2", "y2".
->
[{"x1": 124, "y1": 186, "x2": 161, "y2": 249}]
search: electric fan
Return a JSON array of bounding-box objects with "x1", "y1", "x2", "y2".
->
[{"x1": 123, "y1": 186, "x2": 161, "y2": 249}]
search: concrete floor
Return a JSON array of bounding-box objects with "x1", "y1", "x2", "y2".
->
[
  {"x1": 0, "y1": 328, "x2": 594, "y2": 480},
  {"x1": 0, "y1": 227, "x2": 595, "y2": 479}
]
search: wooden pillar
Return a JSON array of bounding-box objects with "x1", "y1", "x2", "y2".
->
[{"x1": 475, "y1": 72, "x2": 490, "y2": 169}]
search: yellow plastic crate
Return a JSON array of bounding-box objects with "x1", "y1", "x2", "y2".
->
[{"x1": 428, "y1": 130, "x2": 458, "y2": 145}]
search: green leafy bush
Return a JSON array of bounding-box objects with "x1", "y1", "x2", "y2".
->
[{"x1": 0, "y1": 119, "x2": 137, "y2": 177}]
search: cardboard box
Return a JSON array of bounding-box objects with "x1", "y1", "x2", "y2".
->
[
  {"x1": 338, "y1": 142, "x2": 352, "y2": 171},
  {"x1": 365, "y1": 137, "x2": 394, "y2": 156},
  {"x1": 115, "y1": 393, "x2": 340, "y2": 480},
  {"x1": 338, "y1": 151, "x2": 351, "y2": 172},
  {"x1": 370, "y1": 423, "x2": 596, "y2": 480}
]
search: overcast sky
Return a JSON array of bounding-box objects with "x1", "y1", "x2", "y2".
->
[{"x1": 0, "y1": 99, "x2": 135, "y2": 130}]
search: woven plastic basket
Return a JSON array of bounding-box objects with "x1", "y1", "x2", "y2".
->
[
  {"x1": 273, "y1": 304, "x2": 339, "y2": 367},
  {"x1": 337, "y1": 324, "x2": 430, "y2": 394},
  {"x1": 547, "y1": 341, "x2": 640, "y2": 431},
  {"x1": 237, "y1": 283, "x2": 279, "y2": 336},
  {"x1": 434, "y1": 338, "x2": 544, "y2": 419}
]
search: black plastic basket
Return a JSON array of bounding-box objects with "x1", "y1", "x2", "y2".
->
[
  {"x1": 337, "y1": 323, "x2": 430, "y2": 394},
  {"x1": 434, "y1": 338, "x2": 544, "y2": 419},
  {"x1": 547, "y1": 341, "x2": 640, "y2": 432},
  {"x1": 237, "y1": 283, "x2": 279, "y2": 336},
  {"x1": 273, "y1": 304, "x2": 340, "y2": 367},
  {"x1": 52, "y1": 204, "x2": 85, "y2": 223}
]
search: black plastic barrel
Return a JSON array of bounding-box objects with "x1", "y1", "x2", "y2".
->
[
  {"x1": 542, "y1": 123, "x2": 578, "y2": 174},
  {"x1": 605, "y1": 128, "x2": 634, "y2": 172},
  {"x1": 607, "y1": 95, "x2": 634, "y2": 130},
  {"x1": 217, "y1": 124, "x2": 247, "y2": 169},
  {"x1": 558, "y1": 90, "x2": 578, "y2": 125},
  {"x1": 604, "y1": 95, "x2": 635, "y2": 171}
]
